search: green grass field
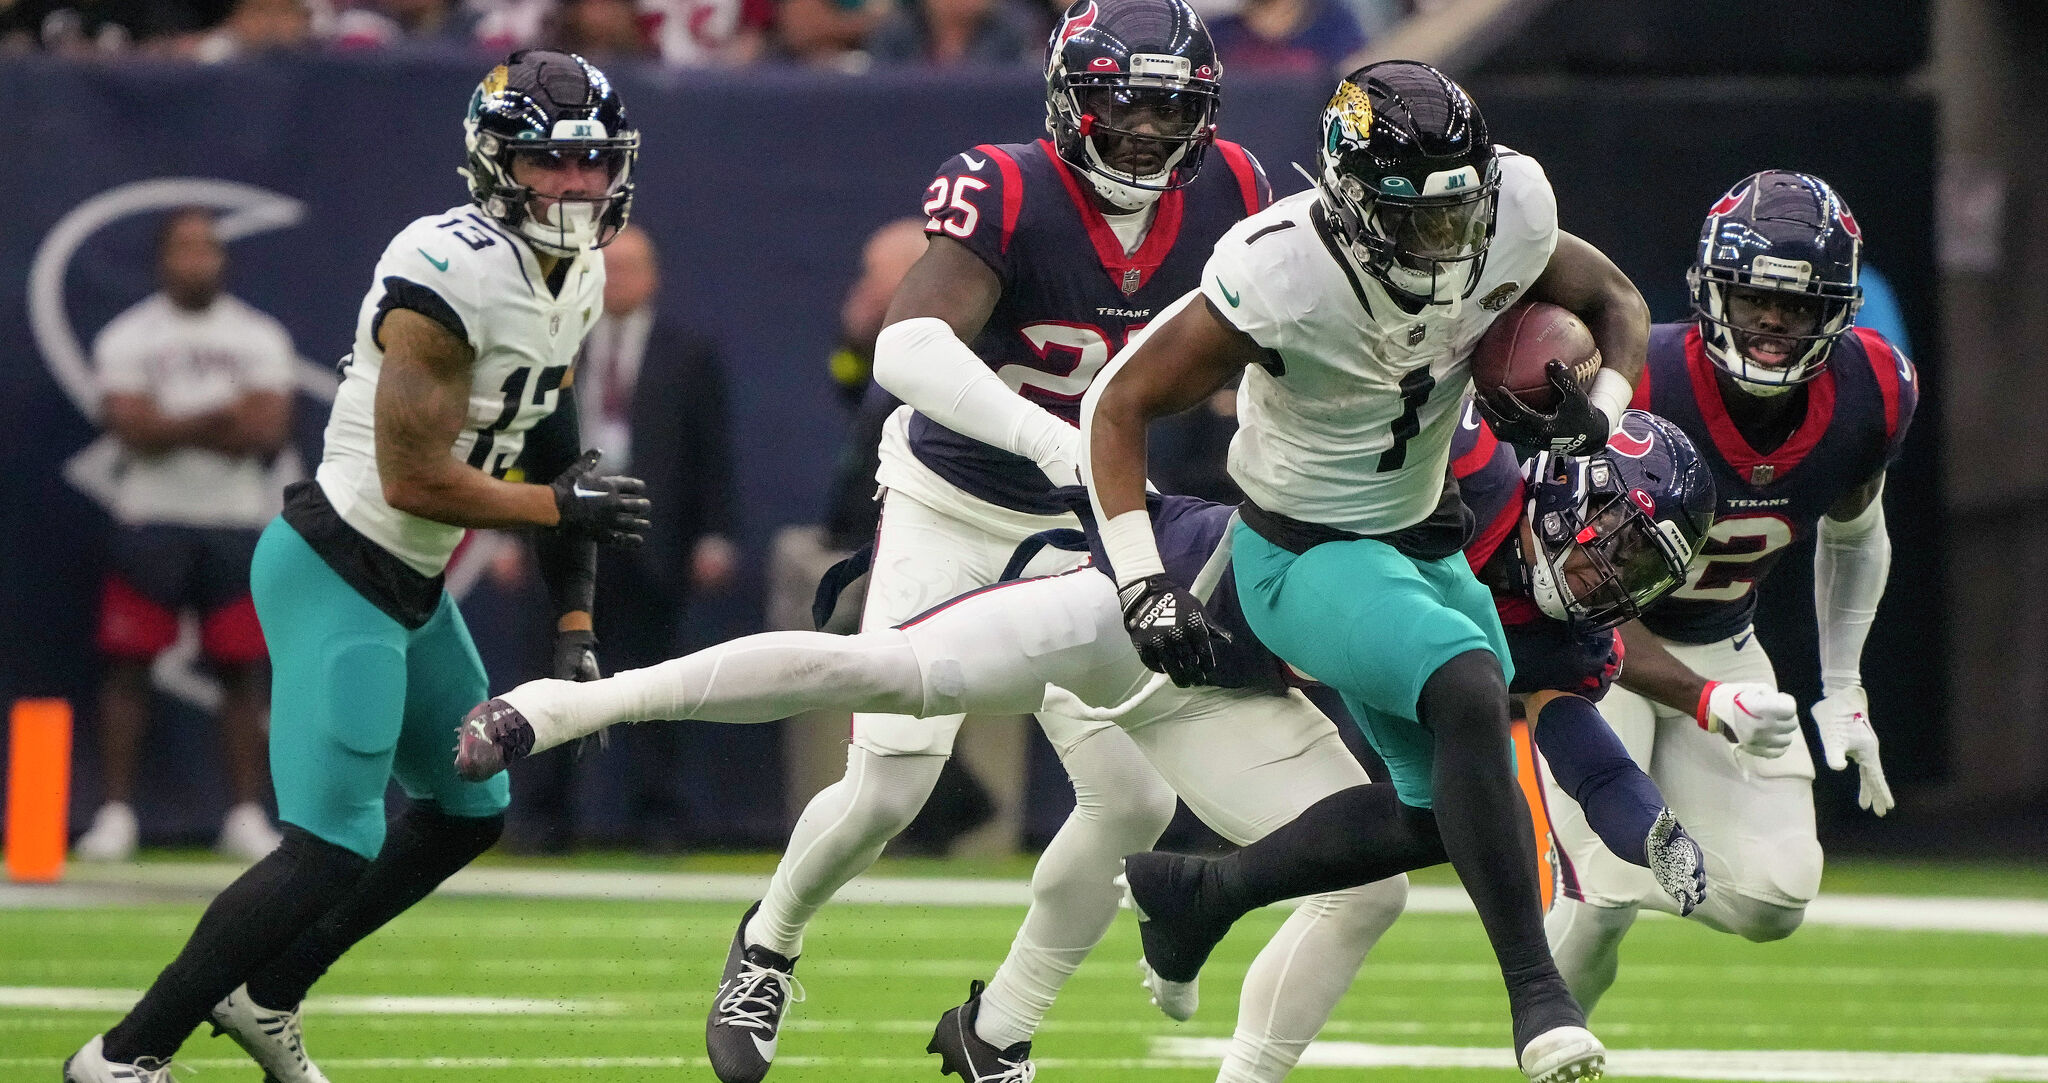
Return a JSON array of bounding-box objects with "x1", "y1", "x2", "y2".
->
[{"x1": 4, "y1": 858, "x2": 2047, "y2": 1082}]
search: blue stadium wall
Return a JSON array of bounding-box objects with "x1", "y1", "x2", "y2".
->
[{"x1": 0, "y1": 55, "x2": 1940, "y2": 848}]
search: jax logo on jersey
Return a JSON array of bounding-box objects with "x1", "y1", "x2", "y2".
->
[{"x1": 1057, "y1": 1, "x2": 1099, "y2": 45}]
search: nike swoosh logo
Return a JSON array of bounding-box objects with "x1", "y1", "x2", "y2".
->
[
  {"x1": 752, "y1": 1033, "x2": 778, "y2": 1062},
  {"x1": 962, "y1": 154, "x2": 986, "y2": 171},
  {"x1": 572, "y1": 484, "x2": 606, "y2": 498},
  {"x1": 1217, "y1": 280, "x2": 1241, "y2": 307},
  {"x1": 1733, "y1": 633, "x2": 1753, "y2": 651},
  {"x1": 417, "y1": 249, "x2": 449, "y2": 272}
]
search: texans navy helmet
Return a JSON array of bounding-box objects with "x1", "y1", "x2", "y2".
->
[
  {"x1": 1514, "y1": 410, "x2": 1716, "y2": 632},
  {"x1": 462, "y1": 50, "x2": 639, "y2": 254},
  {"x1": 1316, "y1": 60, "x2": 1500, "y2": 308},
  {"x1": 1045, "y1": 0, "x2": 1220, "y2": 211},
  {"x1": 1688, "y1": 170, "x2": 1863, "y2": 390}
]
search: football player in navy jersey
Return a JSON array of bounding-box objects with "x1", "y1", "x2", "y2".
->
[
  {"x1": 453, "y1": 408, "x2": 1714, "y2": 1083},
  {"x1": 1543, "y1": 171, "x2": 1918, "y2": 1014},
  {"x1": 689, "y1": 2, "x2": 1269, "y2": 1079}
]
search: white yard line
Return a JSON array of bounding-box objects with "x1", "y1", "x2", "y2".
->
[
  {"x1": 1154, "y1": 1039, "x2": 2048, "y2": 1081},
  {"x1": 0, "y1": 987, "x2": 613, "y2": 1015},
  {"x1": 12, "y1": 863, "x2": 2048, "y2": 935}
]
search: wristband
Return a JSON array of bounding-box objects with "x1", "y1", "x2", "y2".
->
[{"x1": 1694, "y1": 680, "x2": 1721, "y2": 732}]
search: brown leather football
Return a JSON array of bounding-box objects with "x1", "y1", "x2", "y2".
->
[{"x1": 1471, "y1": 301, "x2": 1602, "y2": 413}]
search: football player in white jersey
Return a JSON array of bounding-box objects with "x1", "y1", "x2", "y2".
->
[
  {"x1": 66, "y1": 50, "x2": 651, "y2": 1083},
  {"x1": 1084, "y1": 63, "x2": 1651, "y2": 1083}
]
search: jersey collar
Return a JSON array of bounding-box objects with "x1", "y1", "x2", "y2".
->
[
  {"x1": 1040, "y1": 140, "x2": 1185, "y2": 297},
  {"x1": 1684, "y1": 324, "x2": 1837, "y2": 486}
]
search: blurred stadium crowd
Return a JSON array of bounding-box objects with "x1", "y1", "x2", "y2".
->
[{"x1": 1, "y1": 0, "x2": 1441, "y2": 74}]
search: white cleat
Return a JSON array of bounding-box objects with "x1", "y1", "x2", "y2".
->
[
  {"x1": 210, "y1": 984, "x2": 331, "y2": 1083},
  {"x1": 215, "y1": 803, "x2": 285, "y2": 863},
  {"x1": 63, "y1": 1034, "x2": 172, "y2": 1083},
  {"x1": 1518, "y1": 1024, "x2": 1605, "y2": 1083},
  {"x1": 1137, "y1": 957, "x2": 1198, "y2": 1021},
  {"x1": 73, "y1": 803, "x2": 139, "y2": 863}
]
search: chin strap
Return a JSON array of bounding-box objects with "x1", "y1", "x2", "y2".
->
[{"x1": 1814, "y1": 479, "x2": 1890, "y2": 697}]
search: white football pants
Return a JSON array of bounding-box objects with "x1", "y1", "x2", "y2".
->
[{"x1": 1544, "y1": 626, "x2": 1822, "y2": 1011}]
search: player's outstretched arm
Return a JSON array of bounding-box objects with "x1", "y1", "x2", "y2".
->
[
  {"x1": 1614, "y1": 620, "x2": 1799, "y2": 758},
  {"x1": 871, "y1": 236, "x2": 1083, "y2": 482},
  {"x1": 1489, "y1": 231, "x2": 1649, "y2": 455},
  {"x1": 1811, "y1": 473, "x2": 1895, "y2": 814},
  {"x1": 1082, "y1": 293, "x2": 1255, "y2": 686}
]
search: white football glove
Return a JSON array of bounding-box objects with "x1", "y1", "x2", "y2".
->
[
  {"x1": 1811, "y1": 686, "x2": 1894, "y2": 817},
  {"x1": 1699, "y1": 681, "x2": 1800, "y2": 759}
]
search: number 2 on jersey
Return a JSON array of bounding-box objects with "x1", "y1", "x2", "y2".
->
[{"x1": 1670, "y1": 514, "x2": 1795, "y2": 602}]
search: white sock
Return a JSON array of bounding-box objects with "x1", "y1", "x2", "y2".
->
[
  {"x1": 745, "y1": 746, "x2": 949, "y2": 958},
  {"x1": 1544, "y1": 896, "x2": 1637, "y2": 1013},
  {"x1": 500, "y1": 630, "x2": 925, "y2": 754},
  {"x1": 1218, "y1": 878, "x2": 1407, "y2": 1083},
  {"x1": 975, "y1": 725, "x2": 1177, "y2": 1050}
]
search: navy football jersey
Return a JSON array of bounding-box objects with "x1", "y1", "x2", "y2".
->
[
  {"x1": 910, "y1": 138, "x2": 1271, "y2": 514},
  {"x1": 1632, "y1": 323, "x2": 1917, "y2": 644}
]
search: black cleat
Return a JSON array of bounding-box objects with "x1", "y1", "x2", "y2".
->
[
  {"x1": 453, "y1": 698, "x2": 535, "y2": 782},
  {"x1": 705, "y1": 901, "x2": 803, "y2": 1083},
  {"x1": 1117, "y1": 852, "x2": 1234, "y2": 984},
  {"x1": 1646, "y1": 808, "x2": 1707, "y2": 917},
  {"x1": 927, "y1": 980, "x2": 1035, "y2": 1082}
]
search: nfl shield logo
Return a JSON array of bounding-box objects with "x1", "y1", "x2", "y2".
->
[
  {"x1": 1121, "y1": 267, "x2": 1141, "y2": 295},
  {"x1": 1749, "y1": 464, "x2": 1775, "y2": 485},
  {"x1": 549, "y1": 313, "x2": 562, "y2": 336},
  {"x1": 1407, "y1": 324, "x2": 1425, "y2": 346}
]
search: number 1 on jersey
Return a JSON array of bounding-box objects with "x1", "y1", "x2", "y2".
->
[{"x1": 1378, "y1": 368, "x2": 1436, "y2": 472}]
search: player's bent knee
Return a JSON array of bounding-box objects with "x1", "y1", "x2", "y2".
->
[
  {"x1": 1417, "y1": 649, "x2": 1509, "y2": 734},
  {"x1": 1724, "y1": 895, "x2": 1806, "y2": 943},
  {"x1": 1308, "y1": 873, "x2": 1410, "y2": 938}
]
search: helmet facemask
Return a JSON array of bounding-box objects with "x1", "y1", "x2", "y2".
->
[
  {"x1": 462, "y1": 52, "x2": 640, "y2": 256},
  {"x1": 1690, "y1": 266, "x2": 1861, "y2": 393},
  {"x1": 1050, "y1": 60, "x2": 1218, "y2": 211},
  {"x1": 1321, "y1": 166, "x2": 1498, "y2": 307},
  {"x1": 1517, "y1": 453, "x2": 1697, "y2": 633}
]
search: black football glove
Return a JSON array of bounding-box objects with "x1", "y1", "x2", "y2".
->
[
  {"x1": 1477, "y1": 360, "x2": 1611, "y2": 456},
  {"x1": 1118, "y1": 574, "x2": 1219, "y2": 687},
  {"x1": 553, "y1": 628, "x2": 601, "y2": 682},
  {"x1": 550, "y1": 448, "x2": 652, "y2": 546}
]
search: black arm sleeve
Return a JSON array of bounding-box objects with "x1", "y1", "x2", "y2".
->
[{"x1": 520, "y1": 384, "x2": 597, "y2": 618}]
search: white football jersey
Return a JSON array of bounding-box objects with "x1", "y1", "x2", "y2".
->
[
  {"x1": 1202, "y1": 150, "x2": 1558, "y2": 536},
  {"x1": 317, "y1": 205, "x2": 604, "y2": 576},
  {"x1": 94, "y1": 292, "x2": 296, "y2": 529}
]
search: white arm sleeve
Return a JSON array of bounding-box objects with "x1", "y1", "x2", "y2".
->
[
  {"x1": 1814, "y1": 479, "x2": 1891, "y2": 697},
  {"x1": 873, "y1": 317, "x2": 1079, "y2": 471}
]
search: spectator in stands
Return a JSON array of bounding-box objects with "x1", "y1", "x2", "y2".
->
[
  {"x1": 76, "y1": 208, "x2": 294, "y2": 864},
  {"x1": 0, "y1": 0, "x2": 209, "y2": 52},
  {"x1": 509, "y1": 224, "x2": 739, "y2": 851},
  {"x1": 327, "y1": 0, "x2": 481, "y2": 48},
  {"x1": 867, "y1": 0, "x2": 1042, "y2": 67},
  {"x1": 188, "y1": 0, "x2": 310, "y2": 60},
  {"x1": 640, "y1": 0, "x2": 769, "y2": 65},
  {"x1": 764, "y1": 0, "x2": 877, "y2": 70},
  {"x1": 1205, "y1": 0, "x2": 1364, "y2": 72},
  {"x1": 544, "y1": 0, "x2": 654, "y2": 59}
]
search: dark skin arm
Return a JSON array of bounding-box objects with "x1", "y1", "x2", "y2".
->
[
  {"x1": 1087, "y1": 296, "x2": 1268, "y2": 526},
  {"x1": 1613, "y1": 619, "x2": 1713, "y2": 714},
  {"x1": 880, "y1": 235, "x2": 1000, "y2": 345},
  {"x1": 373, "y1": 308, "x2": 560, "y2": 529},
  {"x1": 1523, "y1": 230, "x2": 1650, "y2": 388},
  {"x1": 103, "y1": 389, "x2": 289, "y2": 457},
  {"x1": 1827, "y1": 473, "x2": 1884, "y2": 521}
]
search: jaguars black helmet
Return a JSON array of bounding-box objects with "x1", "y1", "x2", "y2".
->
[
  {"x1": 1316, "y1": 61, "x2": 1499, "y2": 308},
  {"x1": 1514, "y1": 411, "x2": 1715, "y2": 632},
  {"x1": 1045, "y1": 0, "x2": 1220, "y2": 211},
  {"x1": 1688, "y1": 170, "x2": 1863, "y2": 390},
  {"x1": 462, "y1": 50, "x2": 638, "y2": 255}
]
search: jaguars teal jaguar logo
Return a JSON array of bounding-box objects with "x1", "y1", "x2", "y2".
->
[{"x1": 1479, "y1": 283, "x2": 1521, "y2": 311}]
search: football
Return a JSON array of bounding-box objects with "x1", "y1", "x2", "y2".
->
[{"x1": 1471, "y1": 301, "x2": 1602, "y2": 413}]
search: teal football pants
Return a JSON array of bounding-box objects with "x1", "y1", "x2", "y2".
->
[
  {"x1": 251, "y1": 518, "x2": 509, "y2": 858},
  {"x1": 1230, "y1": 520, "x2": 1512, "y2": 809}
]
